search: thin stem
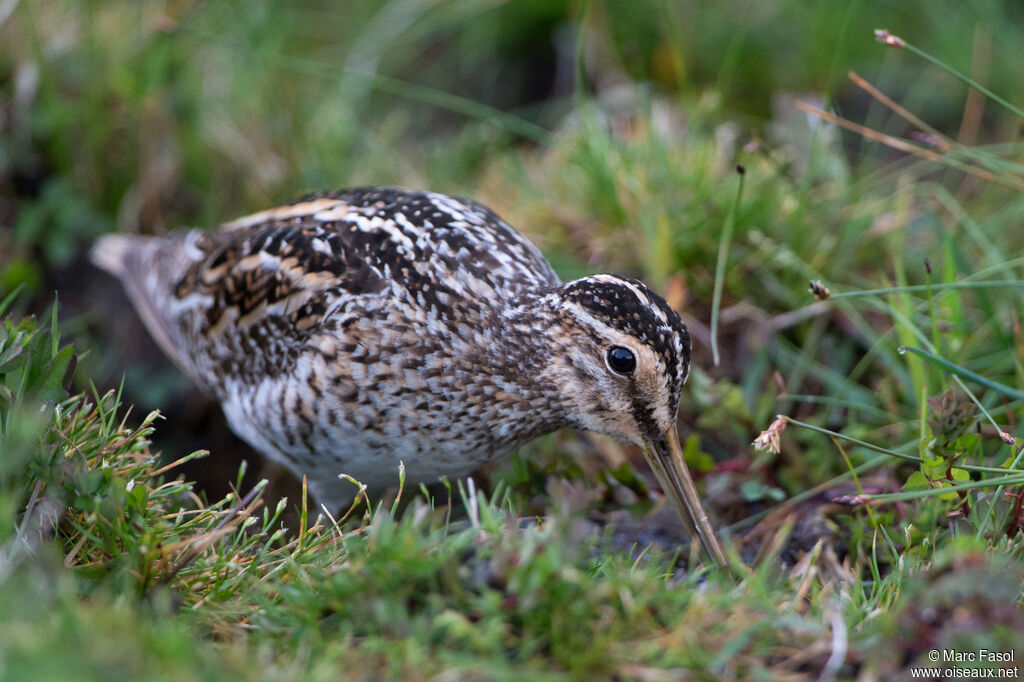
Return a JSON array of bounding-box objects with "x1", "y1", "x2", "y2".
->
[
  {"x1": 710, "y1": 167, "x2": 746, "y2": 366},
  {"x1": 898, "y1": 346, "x2": 1024, "y2": 401},
  {"x1": 831, "y1": 437, "x2": 901, "y2": 561},
  {"x1": 725, "y1": 454, "x2": 888, "y2": 532},
  {"x1": 828, "y1": 280, "x2": 1024, "y2": 299},
  {"x1": 870, "y1": 474, "x2": 1024, "y2": 502},
  {"x1": 901, "y1": 41, "x2": 1024, "y2": 122},
  {"x1": 785, "y1": 417, "x2": 1010, "y2": 475}
]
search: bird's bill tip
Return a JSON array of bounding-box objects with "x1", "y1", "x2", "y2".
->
[{"x1": 642, "y1": 427, "x2": 728, "y2": 568}]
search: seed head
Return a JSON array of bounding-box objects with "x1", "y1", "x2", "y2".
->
[
  {"x1": 874, "y1": 29, "x2": 905, "y2": 49},
  {"x1": 809, "y1": 280, "x2": 831, "y2": 301},
  {"x1": 752, "y1": 415, "x2": 788, "y2": 454}
]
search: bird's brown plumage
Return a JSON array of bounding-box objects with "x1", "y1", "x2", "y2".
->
[{"x1": 92, "y1": 187, "x2": 725, "y2": 565}]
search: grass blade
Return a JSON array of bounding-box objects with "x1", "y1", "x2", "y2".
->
[
  {"x1": 896, "y1": 37, "x2": 1024, "y2": 121},
  {"x1": 897, "y1": 346, "x2": 1024, "y2": 401},
  {"x1": 710, "y1": 166, "x2": 746, "y2": 366},
  {"x1": 828, "y1": 280, "x2": 1024, "y2": 299}
]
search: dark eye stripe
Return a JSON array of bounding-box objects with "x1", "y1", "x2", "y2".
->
[{"x1": 606, "y1": 346, "x2": 636, "y2": 375}]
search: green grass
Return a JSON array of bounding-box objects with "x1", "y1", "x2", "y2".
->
[{"x1": 3, "y1": 1, "x2": 1024, "y2": 678}]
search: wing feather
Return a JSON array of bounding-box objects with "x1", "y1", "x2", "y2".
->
[{"x1": 91, "y1": 187, "x2": 562, "y2": 390}]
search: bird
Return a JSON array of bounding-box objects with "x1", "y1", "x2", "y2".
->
[{"x1": 91, "y1": 186, "x2": 726, "y2": 565}]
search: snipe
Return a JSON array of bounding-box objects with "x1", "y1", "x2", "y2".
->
[{"x1": 92, "y1": 187, "x2": 726, "y2": 565}]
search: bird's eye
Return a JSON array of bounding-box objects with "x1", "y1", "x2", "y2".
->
[{"x1": 606, "y1": 346, "x2": 636, "y2": 375}]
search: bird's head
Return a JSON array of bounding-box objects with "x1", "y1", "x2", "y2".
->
[
  {"x1": 550, "y1": 274, "x2": 689, "y2": 445},
  {"x1": 543, "y1": 273, "x2": 725, "y2": 565}
]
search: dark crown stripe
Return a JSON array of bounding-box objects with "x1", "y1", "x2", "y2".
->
[{"x1": 562, "y1": 274, "x2": 690, "y2": 416}]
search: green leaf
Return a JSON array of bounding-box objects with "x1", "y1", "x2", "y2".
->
[
  {"x1": 0, "y1": 330, "x2": 28, "y2": 373},
  {"x1": 952, "y1": 433, "x2": 980, "y2": 456},
  {"x1": 0, "y1": 284, "x2": 25, "y2": 319},
  {"x1": 27, "y1": 345, "x2": 77, "y2": 405},
  {"x1": 922, "y1": 456, "x2": 948, "y2": 480},
  {"x1": 903, "y1": 471, "x2": 931, "y2": 491},
  {"x1": 949, "y1": 467, "x2": 970, "y2": 483},
  {"x1": 739, "y1": 480, "x2": 786, "y2": 502},
  {"x1": 682, "y1": 433, "x2": 714, "y2": 473},
  {"x1": 936, "y1": 481, "x2": 960, "y2": 501}
]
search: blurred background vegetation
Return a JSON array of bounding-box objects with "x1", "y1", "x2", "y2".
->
[{"x1": 2, "y1": 0, "x2": 1023, "y2": 677}]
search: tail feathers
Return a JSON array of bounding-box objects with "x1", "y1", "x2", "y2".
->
[
  {"x1": 90, "y1": 234, "x2": 143, "y2": 278},
  {"x1": 90, "y1": 233, "x2": 199, "y2": 385}
]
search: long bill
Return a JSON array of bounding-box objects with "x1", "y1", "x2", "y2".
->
[{"x1": 642, "y1": 427, "x2": 728, "y2": 568}]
